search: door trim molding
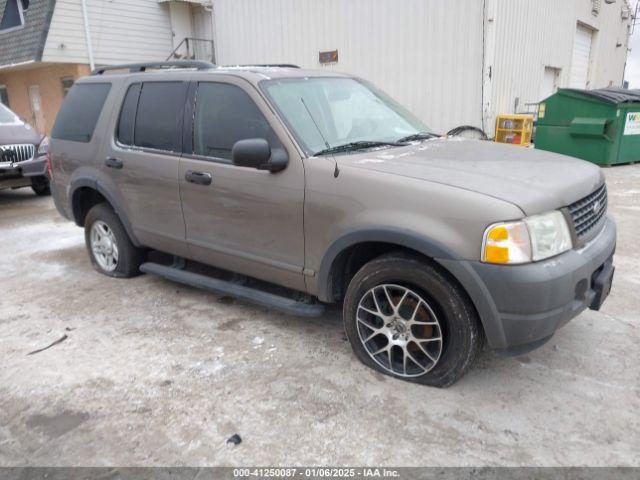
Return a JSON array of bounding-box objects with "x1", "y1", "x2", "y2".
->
[{"x1": 188, "y1": 237, "x2": 303, "y2": 274}]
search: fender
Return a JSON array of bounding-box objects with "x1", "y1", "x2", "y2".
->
[
  {"x1": 69, "y1": 177, "x2": 142, "y2": 247},
  {"x1": 316, "y1": 228, "x2": 461, "y2": 301},
  {"x1": 316, "y1": 228, "x2": 506, "y2": 348}
]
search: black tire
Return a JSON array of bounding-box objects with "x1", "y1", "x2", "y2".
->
[
  {"x1": 84, "y1": 203, "x2": 146, "y2": 278},
  {"x1": 31, "y1": 177, "x2": 51, "y2": 196},
  {"x1": 343, "y1": 253, "x2": 482, "y2": 388}
]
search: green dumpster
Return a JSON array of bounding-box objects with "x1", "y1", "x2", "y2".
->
[{"x1": 535, "y1": 88, "x2": 640, "y2": 166}]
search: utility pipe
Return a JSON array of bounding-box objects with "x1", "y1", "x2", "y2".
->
[{"x1": 80, "y1": 0, "x2": 95, "y2": 71}]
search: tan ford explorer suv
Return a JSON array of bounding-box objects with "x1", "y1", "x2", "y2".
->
[{"x1": 50, "y1": 61, "x2": 616, "y2": 387}]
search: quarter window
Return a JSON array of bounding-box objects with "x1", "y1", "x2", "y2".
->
[
  {"x1": 134, "y1": 82, "x2": 185, "y2": 152},
  {"x1": 0, "y1": 85, "x2": 9, "y2": 107},
  {"x1": 193, "y1": 82, "x2": 280, "y2": 160},
  {"x1": 51, "y1": 83, "x2": 111, "y2": 143}
]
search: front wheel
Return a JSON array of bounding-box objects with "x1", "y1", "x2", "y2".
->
[
  {"x1": 84, "y1": 203, "x2": 145, "y2": 278},
  {"x1": 343, "y1": 253, "x2": 482, "y2": 387},
  {"x1": 31, "y1": 176, "x2": 50, "y2": 196}
]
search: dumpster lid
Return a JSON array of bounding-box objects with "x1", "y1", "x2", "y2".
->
[{"x1": 564, "y1": 87, "x2": 640, "y2": 104}]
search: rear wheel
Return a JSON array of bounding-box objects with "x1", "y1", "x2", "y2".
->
[
  {"x1": 343, "y1": 253, "x2": 482, "y2": 387},
  {"x1": 84, "y1": 203, "x2": 145, "y2": 278},
  {"x1": 31, "y1": 176, "x2": 50, "y2": 196}
]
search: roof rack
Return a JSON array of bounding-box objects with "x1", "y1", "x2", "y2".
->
[
  {"x1": 91, "y1": 60, "x2": 215, "y2": 76},
  {"x1": 227, "y1": 64, "x2": 300, "y2": 69}
]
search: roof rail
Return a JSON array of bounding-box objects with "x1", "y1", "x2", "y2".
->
[
  {"x1": 228, "y1": 64, "x2": 300, "y2": 69},
  {"x1": 91, "y1": 60, "x2": 215, "y2": 76}
]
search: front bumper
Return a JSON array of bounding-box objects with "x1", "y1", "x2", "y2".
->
[
  {"x1": 0, "y1": 156, "x2": 48, "y2": 189},
  {"x1": 440, "y1": 216, "x2": 616, "y2": 353}
]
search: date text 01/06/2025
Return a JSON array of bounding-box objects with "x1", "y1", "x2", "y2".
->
[{"x1": 232, "y1": 468, "x2": 400, "y2": 478}]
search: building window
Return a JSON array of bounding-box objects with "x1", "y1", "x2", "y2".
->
[
  {"x1": 0, "y1": 0, "x2": 26, "y2": 33},
  {"x1": 0, "y1": 85, "x2": 9, "y2": 107},
  {"x1": 61, "y1": 77, "x2": 75, "y2": 97}
]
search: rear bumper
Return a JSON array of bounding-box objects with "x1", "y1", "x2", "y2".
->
[{"x1": 439, "y1": 216, "x2": 616, "y2": 352}]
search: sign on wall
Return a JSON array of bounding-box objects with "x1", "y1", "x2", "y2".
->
[
  {"x1": 319, "y1": 50, "x2": 338, "y2": 64},
  {"x1": 624, "y1": 112, "x2": 640, "y2": 136}
]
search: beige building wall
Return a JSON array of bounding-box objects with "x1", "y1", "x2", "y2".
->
[
  {"x1": 213, "y1": 0, "x2": 485, "y2": 135},
  {"x1": 0, "y1": 64, "x2": 90, "y2": 136},
  {"x1": 486, "y1": 0, "x2": 632, "y2": 132},
  {"x1": 212, "y1": 0, "x2": 631, "y2": 135}
]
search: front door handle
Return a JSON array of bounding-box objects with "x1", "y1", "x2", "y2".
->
[
  {"x1": 185, "y1": 170, "x2": 212, "y2": 186},
  {"x1": 104, "y1": 157, "x2": 123, "y2": 169}
]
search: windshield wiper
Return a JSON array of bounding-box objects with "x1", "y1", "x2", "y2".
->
[
  {"x1": 314, "y1": 141, "x2": 406, "y2": 157},
  {"x1": 396, "y1": 132, "x2": 439, "y2": 143}
]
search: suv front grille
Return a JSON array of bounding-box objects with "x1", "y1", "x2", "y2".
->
[
  {"x1": 0, "y1": 144, "x2": 36, "y2": 164},
  {"x1": 568, "y1": 184, "x2": 608, "y2": 241}
]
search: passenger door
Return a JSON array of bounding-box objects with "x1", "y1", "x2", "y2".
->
[
  {"x1": 109, "y1": 80, "x2": 189, "y2": 256},
  {"x1": 179, "y1": 78, "x2": 306, "y2": 291}
]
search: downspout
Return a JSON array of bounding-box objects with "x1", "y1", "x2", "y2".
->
[
  {"x1": 207, "y1": 1, "x2": 217, "y2": 64},
  {"x1": 481, "y1": 0, "x2": 486, "y2": 132},
  {"x1": 622, "y1": 1, "x2": 635, "y2": 86},
  {"x1": 81, "y1": 0, "x2": 95, "y2": 71},
  {"x1": 482, "y1": 0, "x2": 496, "y2": 136}
]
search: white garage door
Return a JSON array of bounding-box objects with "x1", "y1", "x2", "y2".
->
[{"x1": 570, "y1": 24, "x2": 594, "y2": 89}]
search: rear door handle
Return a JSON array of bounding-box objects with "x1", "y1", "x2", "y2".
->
[
  {"x1": 104, "y1": 157, "x2": 123, "y2": 169},
  {"x1": 185, "y1": 170, "x2": 212, "y2": 186}
]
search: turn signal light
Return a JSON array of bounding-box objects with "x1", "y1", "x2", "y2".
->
[{"x1": 482, "y1": 221, "x2": 532, "y2": 264}]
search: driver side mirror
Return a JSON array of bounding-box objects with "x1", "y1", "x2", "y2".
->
[{"x1": 232, "y1": 138, "x2": 288, "y2": 173}]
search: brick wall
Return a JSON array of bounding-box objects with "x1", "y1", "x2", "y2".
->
[{"x1": 0, "y1": 63, "x2": 91, "y2": 135}]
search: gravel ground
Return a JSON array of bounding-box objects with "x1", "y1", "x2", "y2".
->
[{"x1": 0, "y1": 166, "x2": 639, "y2": 467}]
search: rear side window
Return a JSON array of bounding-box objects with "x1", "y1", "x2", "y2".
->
[
  {"x1": 193, "y1": 82, "x2": 281, "y2": 160},
  {"x1": 52, "y1": 83, "x2": 111, "y2": 143},
  {"x1": 116, "y1": 83, "x2": 141, "y2": 146},
  {"x1": 134, "y1": 82, "x2": 185, "y2": 152}
]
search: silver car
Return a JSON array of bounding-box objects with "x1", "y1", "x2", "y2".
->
[{"x1": 0, "y1": 103, "x2": 50, "y2": 196}]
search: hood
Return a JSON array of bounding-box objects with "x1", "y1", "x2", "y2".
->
[
  {"x1": 0, "y1": 121, "x2": 43, "y2": 146},
  {"x1": 340, "y1": 138, "x2": 604, "y2": 215}
]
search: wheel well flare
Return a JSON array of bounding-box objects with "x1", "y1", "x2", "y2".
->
[{"x1": 72, "y1": 187, "x2": 107, "y2": 226}]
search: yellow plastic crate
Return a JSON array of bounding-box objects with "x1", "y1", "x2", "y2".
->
[{"x1": 495, "y1": 114, "x2": 534, "y2": 147}]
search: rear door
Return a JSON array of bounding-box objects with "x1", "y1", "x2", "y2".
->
[
  {"x1": 108, "y1": 79, "x2": 189, "y2": 255},
  {"x1": 178, "y1": 77, "x2": 306, "y2": 291}
]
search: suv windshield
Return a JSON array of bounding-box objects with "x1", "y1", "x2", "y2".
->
[
  {"x1": 0, "y1": 103, "x2": 20, "y2": 125},
  {"x1": 261, "y1": 77, "x2": 431, "y2": 155}
]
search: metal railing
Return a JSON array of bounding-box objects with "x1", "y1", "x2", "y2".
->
[{"x1": 166, "y1": 38, "x2": 215, "y2": 63}]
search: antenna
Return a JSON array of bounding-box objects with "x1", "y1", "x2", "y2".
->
[{"x1": 300, "y1": 98, "x2": 340, "y2": 178}]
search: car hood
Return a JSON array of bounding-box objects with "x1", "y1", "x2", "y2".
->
[
  {"x1": 340, "y1": 138, "x2": 604, "y2": 215},
  {"x1": 0, "y1": 122, "x2": 42, "y2": 146}
]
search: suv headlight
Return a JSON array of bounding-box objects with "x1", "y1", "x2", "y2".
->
[{"x1": 482, "y1": 210, "x2": 572, "y2": 264}]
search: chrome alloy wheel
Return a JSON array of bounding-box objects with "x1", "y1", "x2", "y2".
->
[
  {"x1": 90, "y1": 220, "x2": 119, "y2": 272},
  {"x1": 356, "y1": 284, "x2": 443, "y2": 377}
]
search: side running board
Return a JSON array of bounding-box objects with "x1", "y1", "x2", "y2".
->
[{"x1": 139, "y1": 262, "x2": 326, "y2": 318}]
